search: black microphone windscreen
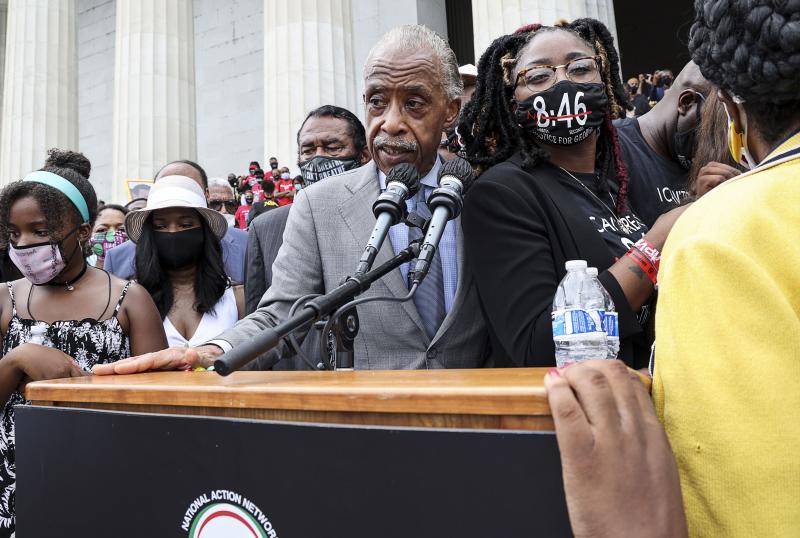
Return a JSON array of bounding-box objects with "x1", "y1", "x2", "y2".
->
[
  {"x1": 385, "y1": 163, "x2": 421, "y2": 196},
  {"x1": 438, "y1": 157, "x2": 475, "y2": 192}
]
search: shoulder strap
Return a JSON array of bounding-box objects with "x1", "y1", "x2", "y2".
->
[
  {"x1": 5, "y1": 282, "x2": 16, "y2": 317},
  {"x1": 112, "y1": 281, "x2": 133, "y2": 318}
]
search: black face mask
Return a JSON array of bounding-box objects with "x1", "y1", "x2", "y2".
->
[
  {"x1": 513, "y1": 81, "x2": 608, "y2": 146},
  {"x1": 270, "y1": 162, "x2": 279, "y2": 170},
  {"x1": 298, "y1": 155, "x2": 359, "y2": 186},
  {"x1": 154, "y1": 227, "x2": 204, "y2": 270},
  {"x1": 672, "y1": 93, "x2": 705, "y2": 170}
]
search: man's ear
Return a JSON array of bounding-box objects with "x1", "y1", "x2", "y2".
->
[
  {"x1": 442, "y1": 96, "x2": 462, "y2": 129},
  {"x1": 359, "y1": 146, "x2": 371, "y2": 165},
  {"x1": 717, "y1": 89, "x2": 744, "y2": 134},
  {"x1": 676, "y1": 90, "x2": 698, "y2": 116}
]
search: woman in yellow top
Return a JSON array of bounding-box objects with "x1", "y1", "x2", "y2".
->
[{"x1": 543, "y1": 1, "x2": 800, "y2": 536}]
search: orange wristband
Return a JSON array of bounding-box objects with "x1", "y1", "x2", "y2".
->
[{"x1": 625, "y1": 247, "x2": 658, "y2": 285}]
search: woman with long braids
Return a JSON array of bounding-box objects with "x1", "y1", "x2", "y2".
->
[
  {"x1": 460, "y1": 19, "x2": 686, "y2": 368},
  {"x1": 541, "y1": 2, "x2": 800, "y2": 536}
]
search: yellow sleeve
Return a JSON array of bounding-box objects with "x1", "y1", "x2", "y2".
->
[{"x1": 654, "y1": 236, "x2": 800, "y2": 537}]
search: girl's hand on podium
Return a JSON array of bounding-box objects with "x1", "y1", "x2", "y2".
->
[
  {"x1": 0, "y1": 344, "x2": 87, "y2": 407},
  {"x1": 92, "y1": 345, "x2": 222, "y2": 375},
  {"x1": 10, "y1": 344, "x2": 87, "y2": 383}
]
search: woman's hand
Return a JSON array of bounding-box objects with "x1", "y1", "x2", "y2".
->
[
  {"x1": 693, "y1": 162, "x2": 741, "y2": 197},
  {"x1": 7, "y1": 343, "x2": 87, "y2": 383},
  {"x1": 545, "y1": 360, "x2": 688, "y2": 538}
]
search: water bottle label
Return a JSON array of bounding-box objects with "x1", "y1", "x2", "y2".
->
[
  {"x1": 603, "y1": 312, "x2": 619, "y2": 337},
  {"x1": 552, "y1": 309, "x2": 604, "y2": 337}
]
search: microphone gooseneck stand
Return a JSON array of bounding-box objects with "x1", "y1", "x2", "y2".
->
[{"x1": 214, "y1": 240, "x2": 423, "y2": 376}]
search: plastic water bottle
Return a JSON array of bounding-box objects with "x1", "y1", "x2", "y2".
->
[
  {"x1": 552, "y1": 260, "x2": 607, "y2": 367},
  {"x1": 587, "y1": 267, "x2": 619, "y2": 359},
  {"x1": 29, "y1": 322, "x2": 48, "y2": 345}
]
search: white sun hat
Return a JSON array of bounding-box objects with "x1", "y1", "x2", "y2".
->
[{"x1": 124, "y1": 175, "x2": 228, "y2": 243}]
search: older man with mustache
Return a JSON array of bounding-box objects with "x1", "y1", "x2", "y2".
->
[{"x1": 95, "y1": 25, "x2": 489, "y2": 374}]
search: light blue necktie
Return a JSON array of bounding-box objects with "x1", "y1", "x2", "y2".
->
[{"x1": 408, "y1": 188, "x2": 445, "y2": 340}]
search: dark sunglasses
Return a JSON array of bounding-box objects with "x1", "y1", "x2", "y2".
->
[{"x1": 208, "y1": 200, "x2": 238, "y2": 212}]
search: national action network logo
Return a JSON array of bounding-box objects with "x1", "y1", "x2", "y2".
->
[{"x1": 181, "y1": 489, "x2": 279, "y2": 538}]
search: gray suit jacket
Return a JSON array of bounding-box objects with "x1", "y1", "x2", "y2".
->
[{"x1": 215, "y1": 161, "x2": 489, "y2": 370}]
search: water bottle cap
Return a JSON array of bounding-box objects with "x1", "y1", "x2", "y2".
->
[
  {"x1": 565, "y1": 260, "x2": 588, "y2": 271},
  {"x1": 586, "y1": 267, "x2": 598, "y2": 276}
]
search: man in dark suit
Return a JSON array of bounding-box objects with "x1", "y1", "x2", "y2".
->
[
  {"x1": 245, "y1": 105, "x2": 371, "y2": 315},
  {"x1": 244, "y1": 106, "x2": 370, "y2": 369},
  {"x1": 105, "y1": 160, "x2": 248, "y2": 283}
]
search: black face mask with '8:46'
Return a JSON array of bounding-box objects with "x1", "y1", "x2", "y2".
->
[{"x1": 513, "y1": 80, "x2": 608, "y2": 146}]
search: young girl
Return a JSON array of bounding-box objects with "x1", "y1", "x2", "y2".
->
[{"x1": 0, "y1": 149, "x2": 167, "y2": 536}]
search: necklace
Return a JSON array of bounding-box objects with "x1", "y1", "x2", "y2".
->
[
  {"x1": 557, "y1": 166, "x2": 634, "y2": 235},
  {"x1": 46, "y1": 261, "x2": 88, "y2": 291},
  {"x1": 27, "y1": 268, "x2": 112, "y2": 322}
]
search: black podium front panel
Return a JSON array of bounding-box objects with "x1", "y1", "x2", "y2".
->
[{"x1": 16, "y1": 406, "x2": 570, "y2": 537}]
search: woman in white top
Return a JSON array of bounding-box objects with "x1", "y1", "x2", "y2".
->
[{"x1": 124, "y1": 176, "x2": 245, "y2": 346}]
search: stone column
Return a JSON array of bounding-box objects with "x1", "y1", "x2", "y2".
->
[
  {"x1": 0, "y1": 0, "x2": 78, "y2": 185},
  {"x1": 112, "y1": 0, "x2": 196, "y2": 203},
  {"x1": 471, "y1": 0, "x2": 619, "y2": 61},
  {"x1": 264, "y1": 0, "x2": 356, "y2": 172},
  {"x1": 0, "y1": 0, "x2": 7, "y2": 136}
]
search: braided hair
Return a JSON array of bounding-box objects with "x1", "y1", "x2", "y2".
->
[
  {"x1": 689, "y1": 0, "x2": 800, "y2": 145},
  {"x1": 459, "y1": 18, "x2": 632, "y2": 213}
]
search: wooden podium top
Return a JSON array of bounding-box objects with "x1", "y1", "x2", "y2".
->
[{"x1": 25, "y1": 368, "x2": 559, "y2": 430}]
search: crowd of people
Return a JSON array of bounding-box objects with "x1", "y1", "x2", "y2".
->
[{"x1": 0, "y1": 0, "x2": 796, "y2": 535}]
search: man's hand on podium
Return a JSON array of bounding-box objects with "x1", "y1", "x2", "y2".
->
[
  {"x1": 544, "y1": 360, "x2": 688, "y2": 538},
  {"x1": 92, "y1": 345, "x2": 223, "y2": 375}
]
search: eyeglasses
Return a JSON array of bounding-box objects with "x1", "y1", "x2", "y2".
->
[
  {"x1": 208, "y1": 200, "x2": 238, "y2": 212},
  {"x1": 516, "y1": 56, "x2": 601, "y2": 92}
]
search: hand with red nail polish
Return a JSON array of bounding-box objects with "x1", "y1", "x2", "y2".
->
[{"x1": 544, "y1": 359, "x2": 687, "y2": 538}]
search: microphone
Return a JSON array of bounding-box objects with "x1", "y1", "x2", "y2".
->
[
  {"x1": 354, "y1": 163, "x2": 420, "y2": 275},
  {"x1": 409, "y1": 157, "x2": 474, "y2": 285}
]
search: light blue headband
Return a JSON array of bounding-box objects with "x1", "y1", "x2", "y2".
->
[{"x1": 23, "y1": 171, "x2": 90, "y2": 223}]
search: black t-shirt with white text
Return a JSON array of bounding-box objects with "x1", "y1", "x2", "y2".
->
[
  {"x1": 614, "y1": 117, "x2": 689, "y2": 227},
  {"x1": 555, "y1": 168, "x2": 648, "y2": 259}
]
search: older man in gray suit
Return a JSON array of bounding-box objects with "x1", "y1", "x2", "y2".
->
[{"x1": 94, "y1": 25, "x2": 488, "y2": 375}]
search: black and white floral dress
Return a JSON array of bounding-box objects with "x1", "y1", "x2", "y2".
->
[{"x1": 0, "y1": 281, "x2": 132, "y2": 537}]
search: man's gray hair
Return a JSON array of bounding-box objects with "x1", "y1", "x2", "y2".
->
[
  {"x1": 208, "y1": 177, "x2": 234, "y2": 193},
  {"x1": 365, "y1": 25, "x2": 464, "y2": 100}
]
